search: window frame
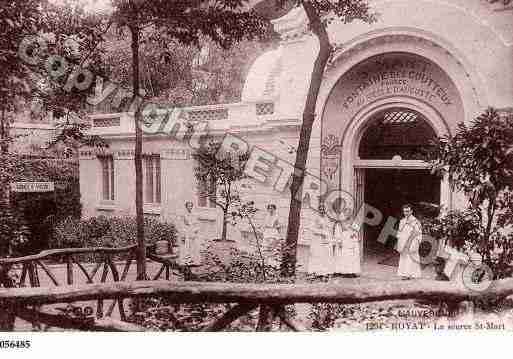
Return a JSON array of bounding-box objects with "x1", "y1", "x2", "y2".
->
[
  {"x1": 99, "y1": 155, "x2": 115, "y2": 202},
  {"x1": 143, "y1": 154, "x2": 162, "y2": 205}
]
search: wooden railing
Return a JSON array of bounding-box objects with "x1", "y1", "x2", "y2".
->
[
  {"x1": 2, "y1": 271, "x2": 513, "y2": 331},
  {"x1": 0, "y1": 245, "x2": 186, "y2": 330}
]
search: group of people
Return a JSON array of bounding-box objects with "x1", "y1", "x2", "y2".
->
[
  {"x1": 308, "y1": 205, "x2": 361, "y2": 277},
  {"x1": 176, "y1": 200, "x2": 424, "y2": 281},
  {"x1": 240, "y1": 202, "x2": 362, "y2": 277}
]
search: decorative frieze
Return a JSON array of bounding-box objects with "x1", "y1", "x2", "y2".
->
[
  {"x1": 92, "y1": 117, "x2": 121, "y2": 128},
  {"x1": 161, "y1": 148, "x2": 190, "y2": 160},
  {"x1": 187, "y1": 108, "x2": 228, "y2": 121},
  {"x1": 115, "y1": 149, "x2": 135, "y2": 159},
  {"x1": 79, "y1": 148, "x2": 112, "y2": 159},
  {"x1": 256, "y1": 102, "x2": 275, "y2": 116}
]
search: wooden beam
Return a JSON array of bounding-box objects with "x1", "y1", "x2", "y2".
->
[
  {"x1": 35, "y1": 260, "x2": 59, "y2": 286},
  {"x1": 0, "y1": 245, "x2": 140, "y2": 265},
  {"x1": 0, "y1": 279, "x2": 511, "y2": 306},
  {"x1": 14, "y1": 306, "x2": 146, "y2": 332},
  {"x1": 276, "y1": 307, "x2": 306, "y2": 331},
  {"x1": 205, "y1": 303, "x2": 257, "y2": 331}
]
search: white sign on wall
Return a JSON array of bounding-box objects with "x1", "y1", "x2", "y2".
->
[{"x1": 10, "y1": 182, "x2": 55, "y2": 193}]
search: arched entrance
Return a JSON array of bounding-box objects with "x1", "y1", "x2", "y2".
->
[
  {"x1": 340, "y1": 98, "x2": 452, "y2": 265},
  {"x1": 355, "y1": 106, "x2": 440, "y2": 261},
  {"x1": 319, "y1": 51, "x2": 463, "y2": 269}
]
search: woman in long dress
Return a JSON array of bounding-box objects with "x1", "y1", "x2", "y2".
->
[
  {"x1": 396, "y1": 204, "x2": 422, "y2": 279},
  {"x1": 333, "y1": 215, "x2": 361, "y2": 277},
  {"x1": 308, "y1": 205, "x2": 332, "y2": 276},
  {"x1": 262, "y1": 203, "x2": 281, "y2": 267},
  {"x1": 178, "y1": 201, "x2": 202, "y2": 266}
]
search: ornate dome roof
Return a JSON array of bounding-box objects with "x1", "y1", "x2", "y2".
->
[{"x1": 241, "y1": 47, "x2": 282, "y2": 102}]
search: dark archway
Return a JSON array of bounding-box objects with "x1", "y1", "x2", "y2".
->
[
  {"x1": 359, "y1": 108, "x2": 437, "y2": 161},
  {"x1": 358, "y1": 108, "x2": 440, "y2": 263}
]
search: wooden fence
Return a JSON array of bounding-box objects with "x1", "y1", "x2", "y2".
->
[
  {"x1": 1, "y1": 246, "x2": 513, "y2": 332},
  {"x1": 0, "y1": 245, "x2": 184, "y2": 330},
  {"x1": 2, "y1": 278, "x2": 513, "y2": 331}
]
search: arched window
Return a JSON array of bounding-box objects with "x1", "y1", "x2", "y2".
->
[{"x1": 358, "y1": 108, "x2": 437, "y2": 160}]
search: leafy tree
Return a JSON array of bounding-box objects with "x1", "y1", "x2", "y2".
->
[
  {"x1": 109, "y1": 0, "x2": 271, "y2": 280},
  {"x1": 426, "y1": 108, "x2": 513, "y2": 278},
  {"x1": 0, "y1": 1, "x2": 109, "y2": 256},
  {"x1": 97, "y1": 31, "x2": 271, "y2": 111},
  {"x1": 0, "y1": 0, "x2": 43, "y2": 154},
  {"x1": 32, "y1": 1, "x2": 111, "y2": 148},
  {"x1": 276, "y1": 0, "x2": 375, "y2": 277},
  {"x1": 192, "y1": 141, "x2": 250, "y2": 242}
]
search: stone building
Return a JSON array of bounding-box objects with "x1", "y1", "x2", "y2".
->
[{"x1": 79, "y1": 0, "x2": 513, "y2": 271}]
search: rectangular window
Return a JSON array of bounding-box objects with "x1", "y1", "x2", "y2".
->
[
  {"x1": 144, "y1": 155, "x2": 161, "y2": 204},
  {"x1": 99, "y1": 155, "x2": 115, "y2": 201},
  {"x1": 197, "y1": 176, "x2": 216, "y2": 208}
]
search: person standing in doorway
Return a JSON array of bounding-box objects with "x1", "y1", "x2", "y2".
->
[
  {"x1": 308, "y1": 204, "x2": 332, "y2": 277},
  {"x1": 262, "y1": 203, "x2": 282, "y2": 267},
  {"x1": 396, "y1": 204, "x2": 422, "y2": 279},
  {"x1": 179, "y1": 201, "x2": 202, "y2": 266},
  {"x1": 333, "y1": 212, "x2": 361, "y2": 277}
]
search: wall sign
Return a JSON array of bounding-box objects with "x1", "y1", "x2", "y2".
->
[
  {"x1": 341, "y1": 55, "x2": 453, "y2": 111},
  {"x1": 10, "y1": 182, "x2": 55, "y2": 193}
]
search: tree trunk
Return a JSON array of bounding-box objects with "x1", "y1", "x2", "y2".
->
[
  {"x1": 129, "y1": 16, "x2": 146, "y2": 281},
  {"x1": 221, "y1": 209, "x2": 228, "y2": 241},
  {"x1": 281, "y1": 1, "x2": 333, "y2": 278},
  {"x1": 0, "y1": 107, "x2": 8, "y2": 155}
]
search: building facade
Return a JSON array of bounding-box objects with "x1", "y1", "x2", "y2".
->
[{"x1": 79, "y1": 0, "x2": 513, "y2": 271}]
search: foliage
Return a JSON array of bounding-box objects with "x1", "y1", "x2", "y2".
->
[
  {"x1": 426, "y1": 108, "x2": 513, "y2": 278},
  {"x1": 108, "y1": 0, "x2": 272, "y2": 279},
  {"x1": 0, "y1": 0, "x2": 108, "y2": 173},
  {"x1": 127, "y1": 241, "x2": 293, "y2": 331},
  {"x1": 0, "y1": 154, "x2": 81, "y2": 257},
  {"x1": 97, "y1": 32, "x2": 272, "y2": 111},
  {"x1": 51, "y1": 215, "x2": 177, "y2": 253},
  {"x1": 111, "y1": 0, "x2": 272, "y2": 49},
  {"x1": 200, "y1": 241, "x2": 284, "y2": 284},
  {"x1": 0, "y1": 0, "x2": 43, "y2": 114},
  {"x1": 279, "y1": 0, "x2": 375, "y2": 277},
  {"x1": 192, "y1": 141, "x2": 250, "y2": 241}
]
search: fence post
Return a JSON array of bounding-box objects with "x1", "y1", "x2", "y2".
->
[
  {"x1": 256, "y1": 306, "x2": 274, "y2": 331},
  {"x1": 0, "y1": 264, "x2": 15, "y2": 330},
  {"x1": 0, "y1": 302, "x2": 15, "y2": 331}
]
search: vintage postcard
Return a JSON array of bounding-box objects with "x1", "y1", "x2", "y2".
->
[{"x1": 1, "y1": 0, "x2": 513, "y2": 346}]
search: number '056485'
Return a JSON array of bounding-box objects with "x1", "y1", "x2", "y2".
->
[{"x1": 0, "y1": 340, "x2": 31, "y2": 349}]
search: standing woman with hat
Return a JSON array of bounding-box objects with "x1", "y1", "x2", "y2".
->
[
  {"x1": 178, "y1": 201, "x2": 202, "y2": 266},
  {"x1": 308, "y1": 204, "x2": 333, "y2": 277}
]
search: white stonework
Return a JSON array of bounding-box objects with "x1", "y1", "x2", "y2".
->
[{"x1": 80, "y1": 0, "x2": 513, "y2": 270}]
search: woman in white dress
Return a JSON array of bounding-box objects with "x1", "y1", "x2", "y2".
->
[
  {"x1": 396, "y1": 204, "x2": 422, "y2": 279},
  {"x1": 308, "y1": 205, "x2": 332, "y2": 276},
  {"x1": 333, "y1": 214, "x2": 361, "y2": 277},
  {"x1": 262, "y1": 203, "x2": 282, "y2": 267},
  {"x1": 178, "y1": 201, "x2": 202, "y2": 266}
]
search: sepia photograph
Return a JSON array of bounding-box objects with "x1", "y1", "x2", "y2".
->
[{"x1": 0, "y1": 0, "x2": 513, "y2": 348}]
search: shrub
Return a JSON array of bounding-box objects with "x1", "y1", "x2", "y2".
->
[
  {"x1": 127, "y1": 240, "x2": 294, "y2": 331},
  {"x1": 51, "y1": 215, "x2": 177, "y2": 260},
  {"x1": 1, "y1": 157, "x2": 82, "y2": 256},
  {"x1": 425, "y1": 108, "x2": 513, "y2": 279}
]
